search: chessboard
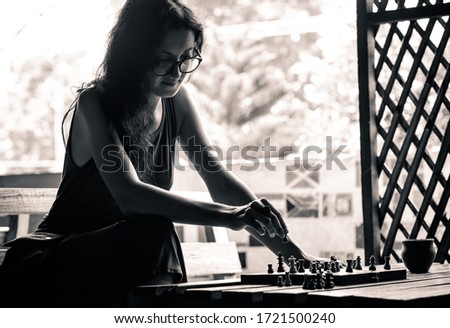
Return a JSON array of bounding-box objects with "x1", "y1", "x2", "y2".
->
[{"x1": 240, "y1": 253, "x2": 407, "y2": 288}]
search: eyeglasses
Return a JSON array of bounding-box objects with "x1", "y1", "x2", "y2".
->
[{"x1": 152, "y1": 52, "x2": 202, "y2": 76}]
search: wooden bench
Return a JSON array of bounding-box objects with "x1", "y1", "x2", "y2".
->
[{"x1": 0, "y1": 187, "x2": 242, "y2": 282}]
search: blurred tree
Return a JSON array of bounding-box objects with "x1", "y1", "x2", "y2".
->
[
  {"x1": 188, "y1": 0, "x2": 359, "y2": 157},
  {"x1": 0, "y1": 53, "x2": 84, "y2": 162}
]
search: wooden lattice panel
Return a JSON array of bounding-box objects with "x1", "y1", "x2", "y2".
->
[{"x1": 357, "y1": 0, "x2": 450, "y2": 264}]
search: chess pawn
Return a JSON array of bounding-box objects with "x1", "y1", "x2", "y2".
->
[
  {"x1": 316, "y1": 262, "x2": 323, "y2": 273},
  {"x1": 267, "y1": 263, "x2": 274, "y2": 274},
  {"x1": 277, "y1": 276, "x2": 285, "y2": 287},
  {"x1": 316, "y1": 273, "x2": 325, "y2": 289},
  {"x1": 383, "y1": 256, "x2": 391, "y2": 270},
  {"x1": 335, "y1": 261, "x2": 340, "y2": 272},
  {"x1": 323, "y1": 261, "x2": 330, "y2": 271},
  {"x1": 324, "y1": 272, "x2": 335, "y2": 289},
  {"x1": 369, "y1": 255, "x2": 377, "y2": 271},
  {"x1": 346, "y1": 259, "x2": 354, "y2": 273},
  {"x1": 310, "y1": 262, "x2": 317, "y2": 274},
  {"x1": 355, "y1": 256, "x2": 363, "y2": 270},
  {"x1": 302, "y1": 274, "x2": 316, "y2": 290},
  {"x1": 302, "y1": 274, "x2": 309, "y2": 289},
  {"x1": 284, "y1": 271, "x2": 292, "y2": 287},
  {"x1": 330, "y1": 261, "x2": 337, "y2": 273},
  {"x1": 297, "y1": 259, "x2": 305, "y2": 273},
  {"x1": 289, "y1": 257, "x2": 298, "y2": 274},
  {"x1": 308, "y1": 275, "x2": 317, "y2": 290}
]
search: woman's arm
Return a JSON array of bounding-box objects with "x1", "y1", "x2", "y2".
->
[
  {"x1": 175, "y1": 87, "x2": 317, "y2": 263},
  {"x1": 75, "y1": 89, "x2": 272, "y2": 235}
]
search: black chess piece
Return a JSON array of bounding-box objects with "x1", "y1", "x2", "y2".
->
[
  {"x1": 277, "y1": 276, "x2": 284, "y2": 287},
  {"x1": 289, "y1": 256, "x2": 298, "y2": 273},
  {"x1": 335, "y1": 260, "x2": 340, "y2": 272},
  {"x1": 355, "y1": 256, "x2": 363, "y2": 270},
  {"x1": 310, "y1": 262, "x2": 317, "y2": 274},
  {"x1": 324, "y1": 272, "x2": 335, "y2": 289},
  {"x1": 346, "y1": 259, "x2": 354, "y2": 273},
  {"x1": 277, "y1": 252, "x2": 285, "y2": 273},
  {"x1": 324, "y1": 261, "x2": 330, "y2": 271},
  {"x1": 284, "y1": 271, "x2": 292, "y2": 286},
  {"x1": 330, "y1": 261, "x2": 337, "y2": 273},
  {"x1": 302, "y1": 274, "x2": 316, "y2": 290},
  {"x1": 302, "y1": 274, "x2": 309, "y2": 289},
  {"x1": 267, "y1": 263, "x2": 274, "y2": 274},
  {"x1": 369, "y1": 255, "x2": 376, "y2": 271},
  {"x1": 383, "y1": 256, "x2": 391, "y2": 270},
  {"x1": 297, "y1": 259, "x2": 305, "y2": 273},
  {"x1": 316, "y1": 273, "x2": 325, "y2": 289},
  {"x1": 316, "y1": 261, "x2": 323, "y2": 273}
]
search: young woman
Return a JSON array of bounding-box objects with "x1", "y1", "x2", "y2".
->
[{"x1": 0, "y1": 0, "x2": 318, "y2": 307}]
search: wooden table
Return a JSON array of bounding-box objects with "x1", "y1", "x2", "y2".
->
[{"x1": 133, "y1": 264, "x2": 450, "y2": 307}]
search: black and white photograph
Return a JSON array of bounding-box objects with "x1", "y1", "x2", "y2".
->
[{"x1": 0, "y1": 0, "x2": 449, "y2": 326}]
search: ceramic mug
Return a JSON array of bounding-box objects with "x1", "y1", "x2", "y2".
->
[{"x1": 401, "y1": 238, "x2": 436, "y2": 273}]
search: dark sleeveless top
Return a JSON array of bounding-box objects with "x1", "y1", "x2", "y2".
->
[
  {"x1": 36, "y1": 96, "x2": 178, "y2": 234},
  {"x1": 2, "y1": 95, "x2": 188, "y2": 287}
]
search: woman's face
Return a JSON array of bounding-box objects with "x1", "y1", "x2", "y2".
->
[{"x1": 148, "y1": 28, "x2": 197, "y2": 98}]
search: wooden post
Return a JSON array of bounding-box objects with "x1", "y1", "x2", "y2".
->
[{"x1": 357, "y1": 0, "x2": 381, "y2": 265}]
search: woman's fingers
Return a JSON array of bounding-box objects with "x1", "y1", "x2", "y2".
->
[
  {"x1": 259, "y1": 198, "x2": 289, "y2": 240},
  {"x1": 249, "y1": 207, "x2": 278, "y2": 236},
  {"x1": 239, "y1": 199, "x2": 290, "y2": 240},
  {"x1": 248, "y1": 199, "x2": 286, "y2": 239}
]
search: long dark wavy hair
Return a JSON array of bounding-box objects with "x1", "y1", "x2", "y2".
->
[{"x1": 63, "y1": 0, "x2": 204, "y2": 181}]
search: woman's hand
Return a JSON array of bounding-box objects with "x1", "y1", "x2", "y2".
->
[{"x1": 226, "y1": 198, "x2": 288, "y2": 240}]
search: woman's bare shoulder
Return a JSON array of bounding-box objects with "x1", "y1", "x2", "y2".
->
[
  {"x1": 77, "y1": 86, "x2": 102, "y2": 111},
  {"x1": 172, "y1": 85, "x2": 199, "y2": 119},
  {"x1": 173, "y1": 85, "x2": 205, "y2": 137}
]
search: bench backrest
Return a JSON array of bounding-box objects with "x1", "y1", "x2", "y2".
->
[
  {"x1": 0, "y1": 187, "x2": 242, "y2": 279},
  {"x1": 0, "y1": 188, "x2": 57, "y2": 216}
]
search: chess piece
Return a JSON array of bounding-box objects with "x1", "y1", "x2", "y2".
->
[
  {"x1": 383, "y1": 256, "x2": 391, "y2": 270},
  {"x1": 324, "y1": 261, "x2": 330, "y2": 271},
  {"x1": 302, "y1": 274, "x2": 316, "y2": 290},
  {"x1": 355, "y1": 256, "x2": 363, "y2": 270},
  {"x1": 302, "y1": 274, "x2": 309, "y2": 289},
  {"x1": 284, "y1": 271, "x2": 292, "y2": 286},
  {"x1": 289, "y1": 257, "x2": 298, "y2": 273},
  {"x1": 277, "y1": 276, "x2": 284, "y2": 287},
  {"x1": 346, "y1": 259, "x2": 354, "y2": 273},
  {"x1": 316, "y1": 262, "x2": 323, "y2": 273},
  {"x1": 316, "y1": 273, "x2": 325, "y2": 289},
  {"x1": 335, "y1": 260, "x2": 340, "y2": 272},
  {"x1": 324, "y1": 272, "x2": 335, "y2": 289},
  {"x1": 310, "y1": 262, "x2": 317, "y2": 274},
  {"x1": 330, "y1": 261, "x2": 337, "y2": 273},
  {"x1": 297, "y1": 259, "x2": 305, "y2": 273},
  {"x1": 277, "y1": 252, "x2": 285, "y2": 273},
  {"x1": 267, "y1": 263, "x2": 274, "y2": 274},
  {"x1": 369, "y1": 255, "x2": 376, "y2": 271}
]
